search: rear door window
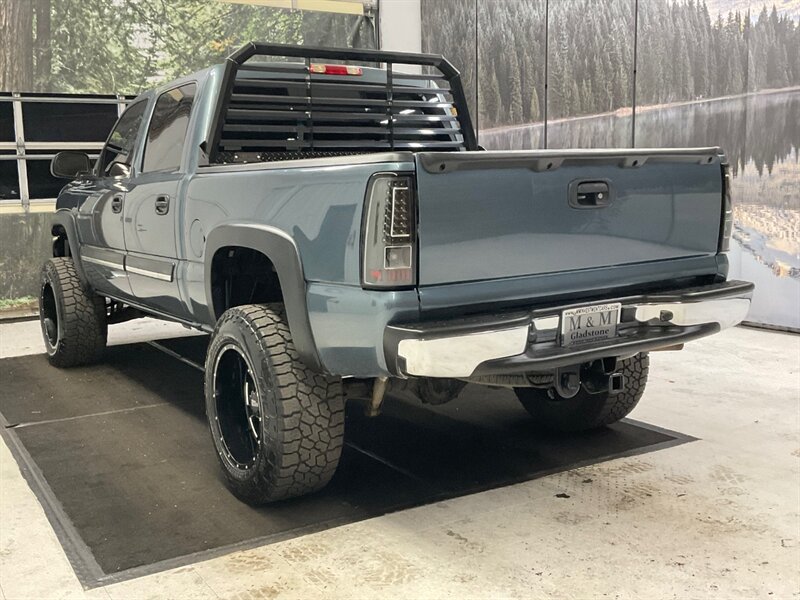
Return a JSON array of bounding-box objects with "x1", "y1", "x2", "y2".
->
[{"x1": 142, "y1": 84, "x2": 196, "y2": 173}]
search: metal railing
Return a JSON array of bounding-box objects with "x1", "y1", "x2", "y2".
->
[{"x1": 0, "y1": 92, "x2": 132, "y2": 209}]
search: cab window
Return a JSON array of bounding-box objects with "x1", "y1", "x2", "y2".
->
[
  {"x1": 98, "y1": 100, "x2": 147, "y2": 176},
  {"x1": 142, "y1": 83, "x2": 196, "y2": 173}
]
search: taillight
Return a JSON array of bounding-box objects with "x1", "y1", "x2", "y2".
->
[
  {"x1": 720, "y1": 162, "x2": 733, "y2": 253},
  {"x1": 362, "y1": 173, "x2": 416, "y2": 288}
]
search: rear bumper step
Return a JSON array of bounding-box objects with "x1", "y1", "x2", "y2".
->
[{"x1": 384, "y1": 280, "x2": 754, "y2": 378}]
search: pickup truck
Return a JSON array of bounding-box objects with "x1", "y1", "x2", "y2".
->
[{"x1": 41, "y1": 43, "x2": 753, "y2": 504}]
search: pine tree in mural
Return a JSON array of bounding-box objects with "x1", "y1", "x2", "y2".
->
[
  {"x1": 507, "y1": 49, "x2": 524, "y2": 124},
  {"x1": 482, "y1": 68, "x2": 502, "y2": 128},
  {"x1": 529, "y1": 86, "x2": 541, "y2": 123}
]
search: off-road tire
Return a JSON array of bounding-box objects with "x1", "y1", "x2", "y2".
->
[
  {"x1": 205, "y1": 304, "x2": 345, "y2": 504},
  {"x1": 514, "y1": 353, "x2": 649, "y2": 432},
  {"x1": 39, "y1": 258, "x2": 107, "y2": 368}
]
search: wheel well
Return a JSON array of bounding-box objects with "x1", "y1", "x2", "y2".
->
[
  {"x1": 210, "y1": 246, "x2": 283, "y2": 319},
  {"x1": 52, "y1": 225, "x2": 70, "y2": 257}
]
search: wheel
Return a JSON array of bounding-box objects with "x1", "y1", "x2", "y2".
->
[
  {"x1": 205, "y1": 304, "x2": 345, "y2": 504},
  {"x1": 38, "y1": 258, "x2": 107, "y2": 368},
  {"x1": 514, "y1": 353, "x2": 650, "y2": 432}
]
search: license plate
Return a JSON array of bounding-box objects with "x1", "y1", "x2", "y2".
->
[{"x1": 561, "y1": 303, "x2": 621, "y2": 347}]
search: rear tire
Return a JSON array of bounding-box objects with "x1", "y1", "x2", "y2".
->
[
  {"x1": 205, "y1": 304, "x2": 344, "y2": 504},
  {"x1": 38, "y1": 258, "x2": 107, "y2": 368},
  {"x1": 514, "y1": 353, "x2": 649, "y2": 432}
]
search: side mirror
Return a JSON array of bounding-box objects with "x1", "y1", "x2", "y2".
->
[
  {"x1": 51, "y1": 151, "x2": 92, "y2": 179},
  {"x1": 107, "y1": 162, "x2": 131, "y2": 179}
]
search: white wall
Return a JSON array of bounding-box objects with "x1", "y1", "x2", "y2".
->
[{"x1": 378, "y1": 0, "x2": 421, "y2": 53}]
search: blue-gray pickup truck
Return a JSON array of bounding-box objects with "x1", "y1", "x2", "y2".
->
[{"x1": 40, "y1": 43, "x2": 753, "y2": 503}]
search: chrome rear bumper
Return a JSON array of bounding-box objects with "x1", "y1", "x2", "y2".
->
[{"x1": 384, "y1": 280, "x2": 754, "y2": 378}]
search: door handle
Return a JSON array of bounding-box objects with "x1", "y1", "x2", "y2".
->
[
  {"x1": 155, "y1": 195, "x2": 170, "y2": 216},
  {"x1": 111, "y1": 195, "x2": 123, "y2": 214}
]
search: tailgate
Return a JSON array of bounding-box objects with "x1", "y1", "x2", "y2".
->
[{"x1": 414, "y1": 149, "x2": 724, "y2": 291}]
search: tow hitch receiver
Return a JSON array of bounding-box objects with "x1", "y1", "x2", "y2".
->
[
  {"x1": 554, "y1": 359, "x2": 627, "y2": 397},
  {"x1": 608, "y1": 373, "x2": 625, "y2": 395}
]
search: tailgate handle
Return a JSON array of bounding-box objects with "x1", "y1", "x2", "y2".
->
[{"x1": 571, "y1": 181, "x2": 611, "y2": 208}]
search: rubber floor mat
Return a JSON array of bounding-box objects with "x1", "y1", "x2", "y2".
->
[{"x1": 0, "y1": 337, "x2": 691, "y2": 586}]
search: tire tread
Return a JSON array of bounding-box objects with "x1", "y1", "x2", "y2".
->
[
  {"x1": 206, "y1": 304, "x2": 344, "y2": 504},
  {"x1": 40, "y1": 258, "x2": 107, "y2": 368}
]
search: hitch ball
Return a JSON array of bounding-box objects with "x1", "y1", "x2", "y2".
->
[{"x1": 554, "y1": 367, "x2": 582, "y2": 399}]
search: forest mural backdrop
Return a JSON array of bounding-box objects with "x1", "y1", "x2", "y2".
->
[
  {"x1": 0, "y1": 0, "x2": 374, "y2": 94},
  {"x1": 422, "y1": 0, "x2": 800, "y2": 330}
]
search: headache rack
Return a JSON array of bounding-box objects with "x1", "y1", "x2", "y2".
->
[{"x1": 202, "y1": 42, "x2": 477, "y2": 164}]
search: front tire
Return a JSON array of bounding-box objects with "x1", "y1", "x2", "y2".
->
[
  {"x1": 205, "y1": 304, "x2": 344, "y2": 504},
  {"x1": 39, "y1": 258, "x2": 107, "y2": 368},
  {"x1": 514, "y1": 353, "x2": 650, "y2": 432}
]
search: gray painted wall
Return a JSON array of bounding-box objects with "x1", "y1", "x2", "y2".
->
[{"x1": 0, "y1": 212, "x2": 51, "y2": 300}]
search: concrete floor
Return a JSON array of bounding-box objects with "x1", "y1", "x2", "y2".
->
[{"x1": 0, "y1": 318, "x2": 798, "y2": 599}]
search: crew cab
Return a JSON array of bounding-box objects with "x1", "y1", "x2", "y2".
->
[{"x1": 40, "y1": 43, "x2": 753, "y2": 504}]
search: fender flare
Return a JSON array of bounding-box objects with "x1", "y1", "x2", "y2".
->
[
  {"x1": 50, "y1": 209, "x2": 88, "y2": 285},
  {"x1": 204, "y1": 223, "x2": 324, "y2": 373}
]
